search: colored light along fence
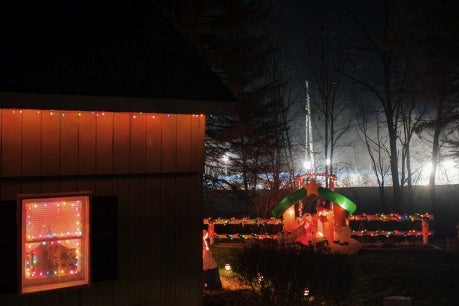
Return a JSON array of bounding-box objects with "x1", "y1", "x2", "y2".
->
[
  {"x1": 348, "y1": 213, "x2": 434, "y2": 244},
  {"x1": 203, "y1": 213, "x2": 434, "y2": 243}
]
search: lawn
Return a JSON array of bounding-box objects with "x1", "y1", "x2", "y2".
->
[{"x1": 204, "y1": 240, "x2": 459, "y2": 306}]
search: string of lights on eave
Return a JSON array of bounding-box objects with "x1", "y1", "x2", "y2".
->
[{"x1": 5, "y1": 109, "x2": 206, "y2": 119}]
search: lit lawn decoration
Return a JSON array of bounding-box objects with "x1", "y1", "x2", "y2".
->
[
  {"x1": 271, "y1": 179, "x2": 357, "y2": 219},
  {"x1": 19, "y1": 192, "x2": 90, "y2": 294},
  {"x1": 204, "y1": 176, "x2": 433, "y2": 250},
  {"x1": 272, "y1": 179, "x2": 360, "y2": 254},
  {"x1": 271, "y1": 178, "x2": 433, "y2": 253}
]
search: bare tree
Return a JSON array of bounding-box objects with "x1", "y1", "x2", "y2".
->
[
  {"x1": 340, "y1": 0, "x2": 417, "y2": 211},
  {"x1": 304, "y1": 1, "x2": 354, "y2": 187},
  {"x1": 404, "y1": 0, "x2": 459, "y2": 213},
  {"x1": 398, "y1": 92, "x2": 429, "y2": 210},
  {"x1": 356, "y1": 97, "x2": 391, "y2": 211}
]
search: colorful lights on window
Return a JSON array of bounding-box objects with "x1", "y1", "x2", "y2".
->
[{"x1": 19, "y1": 192, "x2": 91, "y2": 294}]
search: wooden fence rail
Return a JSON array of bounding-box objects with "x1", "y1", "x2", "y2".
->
[{"x1": 203, "y1": 213, "x2": 434, "y2": 244}]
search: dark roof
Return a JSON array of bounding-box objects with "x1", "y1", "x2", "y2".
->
[{"x1": 0, "y1": 1, "x2": 235, "y2": 114}]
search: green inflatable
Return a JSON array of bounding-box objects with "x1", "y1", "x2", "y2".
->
[{"x1": 272, "y1": 186, "x2": 357, "y2": 218}]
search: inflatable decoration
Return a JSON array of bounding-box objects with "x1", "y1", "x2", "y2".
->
[{"x1": 272, "y1": 181, "x2": 357, "y2": 218}]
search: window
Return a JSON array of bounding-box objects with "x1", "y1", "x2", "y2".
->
[{"x1": 19, "y1": 192, "x2": 90, "y2": 294}]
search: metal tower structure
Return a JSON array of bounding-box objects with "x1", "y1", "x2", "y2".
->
[{"x1": 304, "y1": 81, "x2": 314, "y2": 173}]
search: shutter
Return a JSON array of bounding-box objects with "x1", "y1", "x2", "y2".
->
[
  {"x1": 0, "y1": 200, "x2": 17, "y2": 293},
  {"x1": 91, "y1": 195, "x2": 118, "y2": 282}
]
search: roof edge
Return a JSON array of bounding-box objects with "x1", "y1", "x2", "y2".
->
[{"x1": 0, "y1": 92, "x2": 236, "y2": 115}]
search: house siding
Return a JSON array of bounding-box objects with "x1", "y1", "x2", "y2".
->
[{"x1": 0, "y1": 109, "x2": 205, "y2": 306}]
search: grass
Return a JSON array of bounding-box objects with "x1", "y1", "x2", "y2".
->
[{"x1": 204, "y1": 240, "x2": 459, "y2": 305}]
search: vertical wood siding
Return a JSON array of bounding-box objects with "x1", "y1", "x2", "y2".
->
[
  {"x1": 146, "y1": 114, "x2": 162, "y2": 174},
  {"x1": 79, "y1": 111, "x2": 97, "y2": 176},
  {"x1": 21, "y1": 110, "x2": 41, "y2": 177},
  {"x1": 0, "y1": 109, "x2": 205, "y2": 306}
]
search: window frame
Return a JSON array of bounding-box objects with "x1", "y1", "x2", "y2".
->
[{"x1": 18, "y1": 191, "x2": 91, "y2": 294}]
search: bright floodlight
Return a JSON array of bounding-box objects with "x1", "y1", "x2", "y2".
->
[
  {"x1": 304, "y1": 160, "x2": 312, "y2": 169},
  {"x1": 443, "y1": 159, "x2": 455, "y2": 168},
  {"x1": 423, "y1": 162, "x2": 432, "y2": 176}
]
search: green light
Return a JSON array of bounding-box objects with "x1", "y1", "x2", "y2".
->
[
  {"x1": 271, "y1": 186, "x2": 357, "y2": 217},
  {"x1": 318, "y1": 188, "x2": 357, "y2": 214}
]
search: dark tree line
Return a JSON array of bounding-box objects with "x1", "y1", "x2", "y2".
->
[
  {"x1": 157, "y1": 0, "x2": 299, "y2": 216},
  {"x1": 157, "y1": 0, "x2": 459, "y2": 215},
  {"x1": 317, "y1": 0, "x2": 459, "y2": 212}
]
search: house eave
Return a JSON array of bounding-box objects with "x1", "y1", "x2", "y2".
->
[{"x1": 0, "y1": 92, "x2": 235, "y2": 115}]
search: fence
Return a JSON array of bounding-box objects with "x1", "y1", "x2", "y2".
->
[
  {"x1": 203, "y1": 213, "x2": 434, "y2": 245},
  {"x1": 348, "y1": 213, "x2": 434, "y2": 244}
]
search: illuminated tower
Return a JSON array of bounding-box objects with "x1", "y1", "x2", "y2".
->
[{"x1": 304, "y1": 81, "x2": 314, "y2": 173}]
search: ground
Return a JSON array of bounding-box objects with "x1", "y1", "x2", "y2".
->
[{"x1": 220, "y1": 276, "x2": 242, "y2": 290}]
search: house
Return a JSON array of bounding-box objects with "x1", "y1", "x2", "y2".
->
[{"x1": 0, "y1": 2, "x2": 235, "y2": 306}]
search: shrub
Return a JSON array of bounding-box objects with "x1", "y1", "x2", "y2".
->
[{"x1": 232, "y1": 240, "x2": 353, "y2": 305}]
